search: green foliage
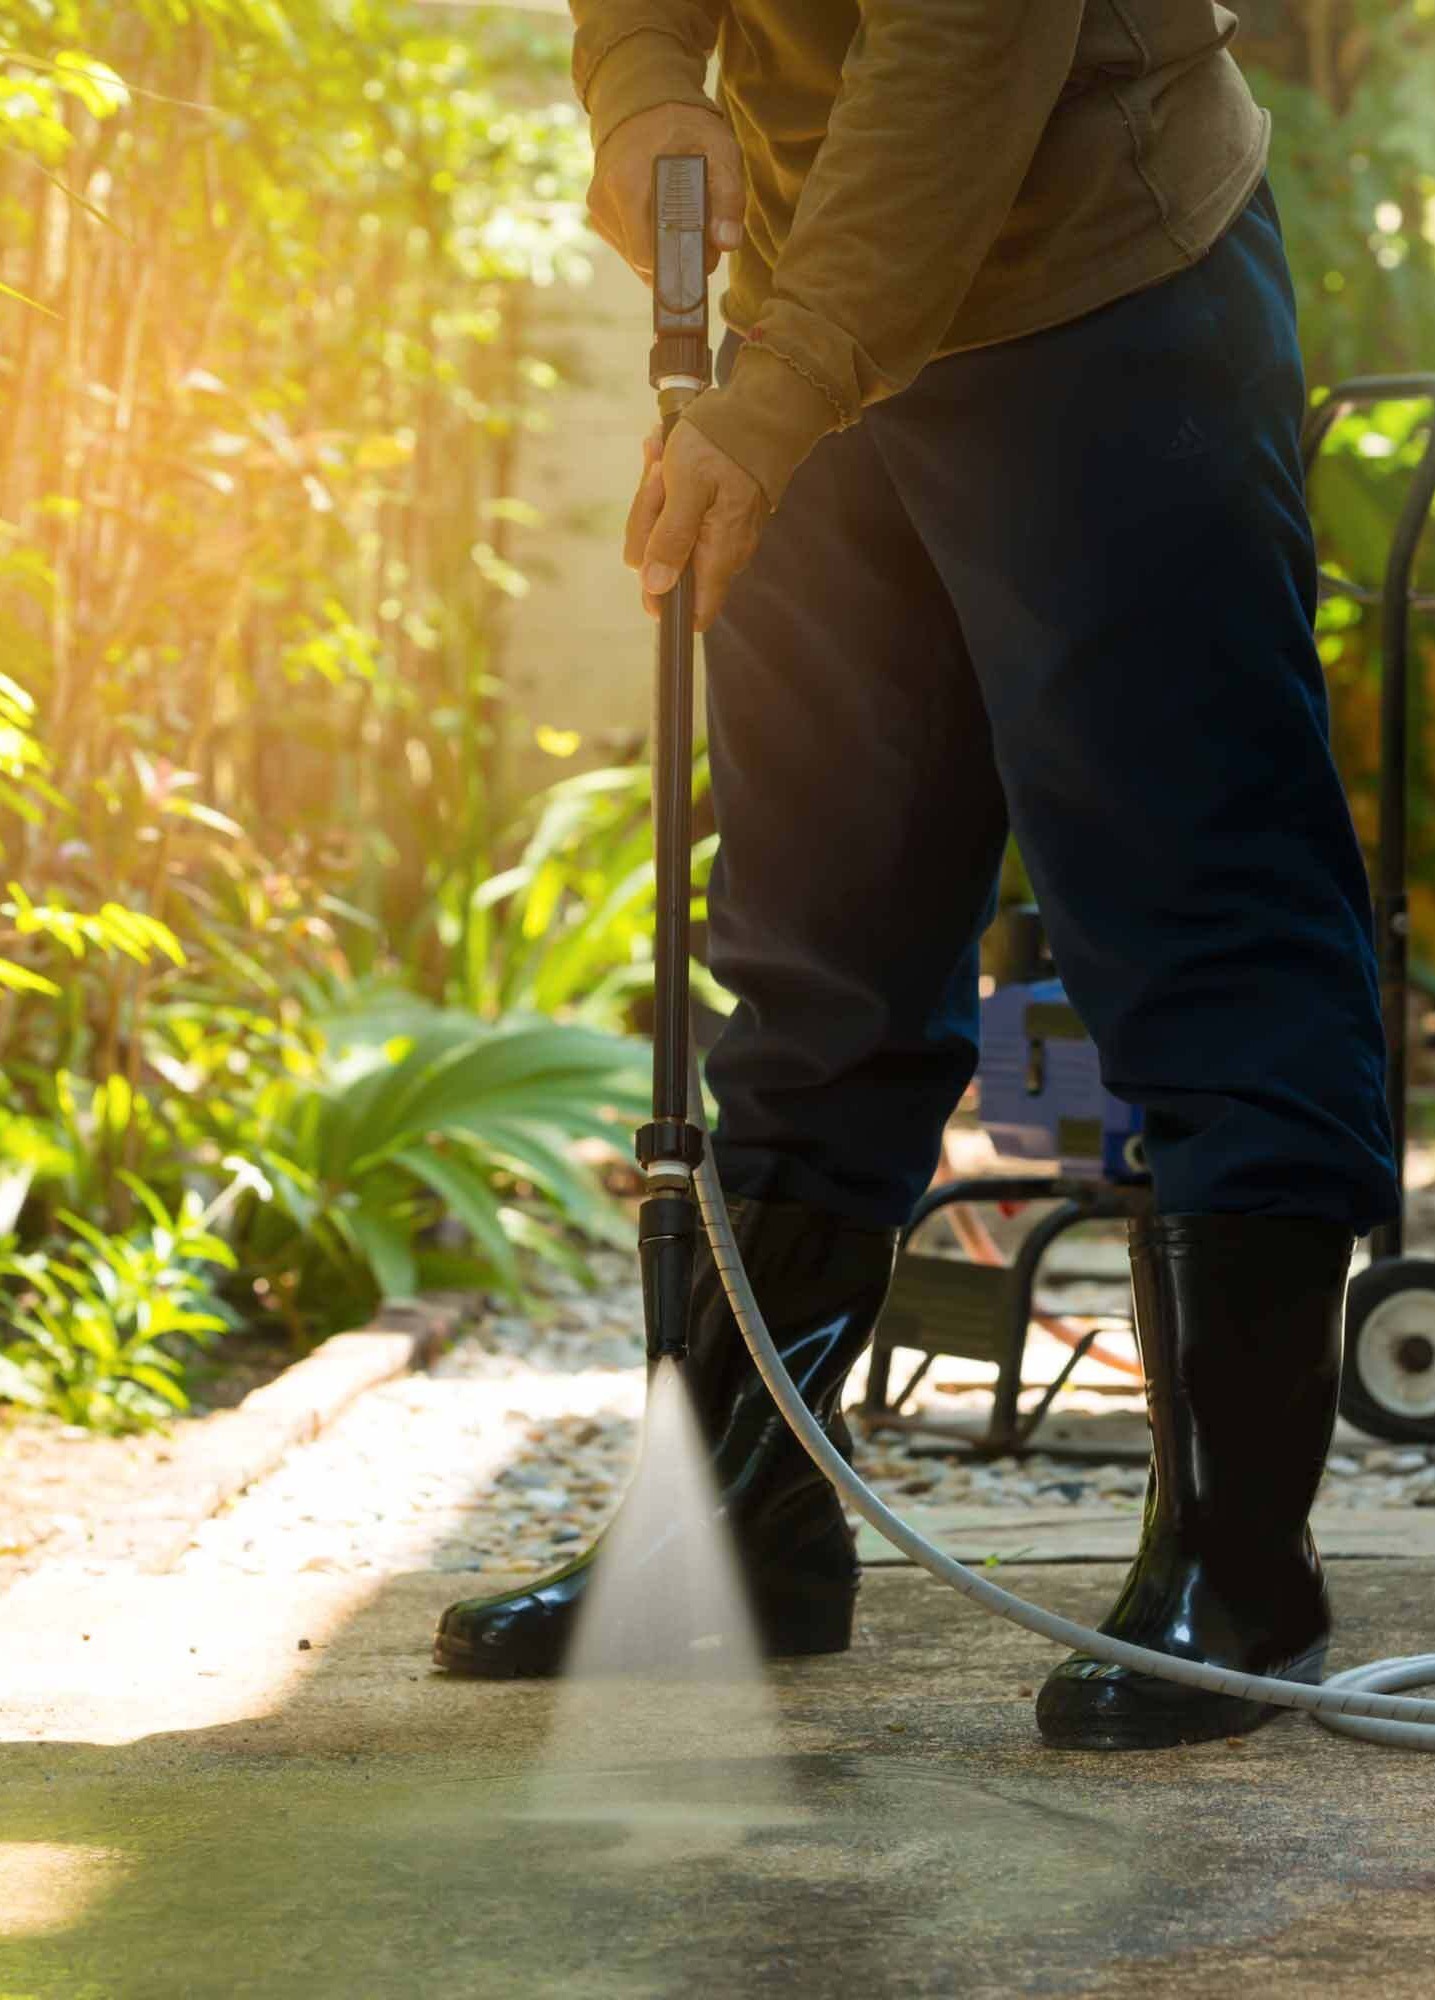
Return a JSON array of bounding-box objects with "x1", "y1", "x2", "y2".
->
[
  {"x1": 219, "y1": 1001, "x2": 648, "y2": 1331},
  {"x1": 0, "y1": 2, "x2": 656, "y2": 1428},
  {"x1": 1252, "y1": 3, "x2": 1435, "y2": 382},
  {"x1": 1249, "y1": 5, "x2": 1435, "y2": 965},
  {"x1": 463, "y1": 754, "x2": 727, "y2": 1029},
  {"x1": 0, "y1": 1175, "x2": 236, "y2": 1431},
  {"x1": 1304, "y1": 394, "x2": 1435, "y2": 961},
  {"x1": 0, "y1": 0, "x2": 590, "y2": 1001}
]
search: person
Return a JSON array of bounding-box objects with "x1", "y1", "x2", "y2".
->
[{"x1": 433, "y1": 1, "x2": 1400, "y2": 1752}]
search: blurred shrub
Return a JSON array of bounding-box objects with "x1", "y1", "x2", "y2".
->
[
  {"x1": 466, "y1": 753, "x2": 725, "y2": 1028},
  {"x1": 1249, "y1": 2, "x2": 1435, "y2": 973},
  {"x1": 0, "y1": 2, "x2": 670, "y2": 1422},
  {"x1": 0, "y1": 1176, "x2": 235, "y2": 1430},
  {"x1": 214, "y1": 998, "x2": 648, "y2": 1337}
]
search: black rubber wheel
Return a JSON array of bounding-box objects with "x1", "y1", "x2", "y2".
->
[{"x1": 1340, "y1": 1257, "x2": 1435, "y2": 1445}]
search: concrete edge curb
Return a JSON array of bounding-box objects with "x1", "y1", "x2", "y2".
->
[{"x1": 92, "y1": 1295, "x2": 468, "y2": 1576}]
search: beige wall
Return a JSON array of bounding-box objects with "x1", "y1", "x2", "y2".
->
[{"x1": 506, "y1": 245, "x2": 701, "y2": 781}]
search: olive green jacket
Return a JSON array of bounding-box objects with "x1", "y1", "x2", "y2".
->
[{"x1": 572, "y1": 1, "x2": 1269, "y2": 505}]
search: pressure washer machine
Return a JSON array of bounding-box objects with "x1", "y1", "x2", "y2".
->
[{"x1": 864, "y1": 376, "x2": 1435, "y2": 1452}]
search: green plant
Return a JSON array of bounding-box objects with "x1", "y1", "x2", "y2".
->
[
  {"x1": 0, "y1": 1175, "x2": 236, "y2": 1431},
  {"x1": 0, "y1": 4, "x2": 647, "y2": 1422},
  {"x1": 0, "y1": 1, "x2": 592, "y2": 1208},
  {"x1": 0, "y1": 0, "x2": 589, "y2": 988},
  {"x1": 458, "y1": 753, "x2": 729, "y2": 1028},
  {"x1": 1243, "y1": 5, "x2": 1435, "y2": 976},
  {"x1": 219, "y1": 1004, "x2": 649, "y2": 1336},
  {"x1": 1247, "y1": 2, "x2": 1435, "y2": 384},
  {"x1": 1304, "y1": 393, "x2": 1435, "y2": 974}
]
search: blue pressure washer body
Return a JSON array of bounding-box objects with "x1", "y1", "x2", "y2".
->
[
  {"x1": 978, "y1": 976, "x2": 1145, "y2": 1185},
  {"x1": 975, "y1": 901, "x2": 1146, "y2": 1185},
  {"x1": 862, "y1": 908, "x2": 1154, "y2": 1456}
]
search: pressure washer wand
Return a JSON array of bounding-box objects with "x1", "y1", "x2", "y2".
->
[{"x1": 637, "y1": 155, "x2": 713, "y2": 1368}]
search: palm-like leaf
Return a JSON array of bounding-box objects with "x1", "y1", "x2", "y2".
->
[{"x1": 239, "y1": 1009, "x2": 647, "y2": 1315}]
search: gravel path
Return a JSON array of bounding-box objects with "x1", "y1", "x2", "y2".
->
[
  {"x1": 177, "y1": 1251, "x2": 647, "y2": 1583},
  {"x1": 171, "y1": 1252, "x2": 1435, "y2": 1587},
  {"x1": 12, "y1": 1138, "x2": 1435, "y2": 1592}
]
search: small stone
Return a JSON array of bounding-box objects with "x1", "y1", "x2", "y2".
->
[
  {"x1": 1096, "y1": 1467, "x2": 1148, "y2": 1497},
  {"x1": 1325, "y1": 1454, "x2": 1361, "y2": 1477},
  {"x1": 507, "y1": 1470, "x2": 565, "y2": 1497},
  {"x1": 297, "y1": 1638, "x2": 312, "y2": 1652},
  {"x1": 1365, "y1": 1448, "x2": 1428, "y2": 1474}
]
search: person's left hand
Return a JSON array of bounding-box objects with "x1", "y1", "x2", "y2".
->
[{"x1": 624, "y1": 420, "x2": 765, "y2": 633}]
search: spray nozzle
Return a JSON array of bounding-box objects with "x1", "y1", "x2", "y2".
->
[{"x1": 639, "y1": 1191, "x2": 698, "y2": 1365}]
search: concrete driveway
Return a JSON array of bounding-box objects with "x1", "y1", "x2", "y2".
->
[{"x1": 2, "y1": 1558, "x2": 1433, "y2": 1998}]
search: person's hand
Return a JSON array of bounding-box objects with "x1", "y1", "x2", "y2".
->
[
  {"x1": 625, "y1": 421, "x2": 764, "y2": 633},
  {"x1": 588, "y1": 103, "x2": 745, "y2": 280}
]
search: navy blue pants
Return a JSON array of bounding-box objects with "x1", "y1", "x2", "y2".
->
[{"x1": 702, "y1": 180, "x2": 1399, "y2": 1237}]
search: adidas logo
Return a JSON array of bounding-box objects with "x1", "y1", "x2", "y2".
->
[{"x1": 1164, "y1": 415, "x2": 1210, "y2": 460}]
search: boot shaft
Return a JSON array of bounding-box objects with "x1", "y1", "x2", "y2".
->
[
  {"x1": 681, "y1": 1196, "x2": 898, "y2": 1523},
  {"x1": 1130, "y1": 1213, "x2": 1352, "y2": 1551},
  {"x1": 1034, "y1": 1213, "x2": 1351, "y2": 1742}
]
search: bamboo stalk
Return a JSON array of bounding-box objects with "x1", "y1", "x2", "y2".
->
[{"x1": 1306, "y1": 0, "x2": 1337, "y2": 105}]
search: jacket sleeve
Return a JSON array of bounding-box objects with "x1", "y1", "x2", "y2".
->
[
  {"x1": 570, "y1": 2, "x2": 726, "y2": 154},
  {"x1": 683, "y1": 0, "x2": 1085, "y2": 506}
]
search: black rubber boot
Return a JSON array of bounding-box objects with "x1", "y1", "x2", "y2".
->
[
  {"x1": 434, "y1": 1196, "x2": 898, "y2": 1678},
  {"x1": 1036, "y1": 1213, "x2": 1352, "y2": 1751}
]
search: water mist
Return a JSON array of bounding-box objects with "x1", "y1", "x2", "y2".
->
[{"x1": 524, "y1": 1361, "x2": 799, "y2": 1856}]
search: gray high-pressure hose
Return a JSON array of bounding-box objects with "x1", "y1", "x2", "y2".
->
[{"x1": 686, "y1": 1050, "x2": 1435, "y2": 1749}]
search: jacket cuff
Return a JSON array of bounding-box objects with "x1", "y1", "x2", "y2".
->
[
  {"x1": 680, "y1": 341, "x2": 847, "y2": 509},
  {"x1": 582, "y1": 29, "x2": 718, "y2": 154}
]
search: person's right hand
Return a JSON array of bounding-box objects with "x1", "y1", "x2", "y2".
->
[{"x1": 587, "y1": 102, "x2": 745, "y2": 282}]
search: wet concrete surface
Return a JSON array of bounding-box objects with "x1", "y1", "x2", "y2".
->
[{"x1": 1, "y1": 1562, "x2": 1433, "y2": 1998}]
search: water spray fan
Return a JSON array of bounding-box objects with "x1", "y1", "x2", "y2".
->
[{"x1": 639, "y1": 156, "x2": 1435, "y2": 1749}]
